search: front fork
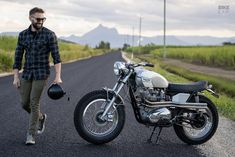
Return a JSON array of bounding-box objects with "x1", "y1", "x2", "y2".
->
[{"x1": 100, "y1": 70, "x2": 133, "y2": 120}]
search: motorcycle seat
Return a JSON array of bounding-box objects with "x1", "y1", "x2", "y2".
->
[{"x1": 167, "y1": 81, "x2": 208, "y2": 93}]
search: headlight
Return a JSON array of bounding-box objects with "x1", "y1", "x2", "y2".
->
[
  {"x1": 113, "y1": 62, "x2": 127, "y2": 76},
  {"x1": 114, "y1": 68, "x2": 120, "y2": 76}
]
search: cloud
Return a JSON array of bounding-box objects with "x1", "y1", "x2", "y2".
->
[{"x1": 0, "y1": 0, "x2": 234, "y2": 37}]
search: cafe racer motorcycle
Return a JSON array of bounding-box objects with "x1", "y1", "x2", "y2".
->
[{"x1": 74, "y1": 61, "x2": 219, "y2": 145}]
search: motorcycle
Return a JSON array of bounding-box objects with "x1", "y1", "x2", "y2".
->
[{"x1": 74, "y1": 61, "x2": 219, "y2": 145}]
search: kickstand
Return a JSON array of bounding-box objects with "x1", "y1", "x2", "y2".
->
[
  {"x1": 155, "y1": 127, "x2": 163, "y2": 144},
  {"x1": 147, "y1": 126, "x2": 163, "y2": 144},
  {"x1": 147, "y1": 125, "x2": 157, "y2": 143}
]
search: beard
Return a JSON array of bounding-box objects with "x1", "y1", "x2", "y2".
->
[{"x1": 32, "y1": 23, "x2": 43, "y2": 30}]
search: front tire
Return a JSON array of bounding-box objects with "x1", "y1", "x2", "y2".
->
[
  {"x1": 74, "y1": 90, "x2": 125, "y2": 144},
  {"x1": 173, "y1": 95, "x2": 219, "y2": 145}
]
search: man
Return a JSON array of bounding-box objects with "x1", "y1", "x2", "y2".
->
[{"x1": 13, "y1": 7, "x2": 62, "y2": 145}]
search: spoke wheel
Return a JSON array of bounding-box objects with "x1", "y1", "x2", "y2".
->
[
  {"x1": 82, "y1": 99, "x2": 119, "y2": 137},
  {"x1": 173, "y1": 95, "x2": 219, "y2": 145},
  {"x1": 74, "y1": 90, "x2": 125, "y2": 144}
]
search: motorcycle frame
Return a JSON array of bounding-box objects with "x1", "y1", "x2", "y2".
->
[{"x1": 101, "y1": 67, "x2": 215, "y2": 126}]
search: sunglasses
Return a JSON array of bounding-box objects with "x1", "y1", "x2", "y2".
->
[{"x1": 32, "y1": 16, "x2": 46, "y2": 22}]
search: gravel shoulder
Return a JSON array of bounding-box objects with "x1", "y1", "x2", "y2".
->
[
  {"x1": 162, "y1": 59, "x2": 235, "y2": 81},
  {"x1": 196, "y1": 116, "x2": 235, "y2": 157}
]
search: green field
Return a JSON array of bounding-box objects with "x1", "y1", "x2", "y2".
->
[
  {"x1": 126, "y1": 45, "x2": 235, "y2": 70},
  {"x1": 153, "y1": 46, "x2": 235, "y2": 70},
  {"x1": 0, "y1": 36, "x2": 106, "y2": 72}
]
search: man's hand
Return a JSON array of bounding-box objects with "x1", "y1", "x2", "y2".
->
[
  {"x1": 13, "y1": 69, "x2": 20, "y2": 88},
  {"x1": 53, "y1": 77, "x2": 62, "y2": 84},
  {"x1": 13, "y1": 76, "x2": 20, "y2": 88}
]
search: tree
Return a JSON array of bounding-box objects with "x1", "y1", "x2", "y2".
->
[
  {"x1": 122, "y1": 43, "x2": 130, "y2": 50},
  {"x1": 223, "y1": 42, "x2": 235, "y2": 45},
  {"x1": 96, "y1": 41, "x2": 111, "y2": 49}
]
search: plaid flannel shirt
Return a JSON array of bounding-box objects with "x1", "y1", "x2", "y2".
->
[{"x1": 13, "y1": 26, "x2": 61, "y2": 80}]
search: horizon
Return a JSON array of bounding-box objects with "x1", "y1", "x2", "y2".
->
[
  {"x1": 59, "y1": 24, "x2": 235, "y2": 38},
  {"x1": 1, "y1": 24, "x2": 235, "y2": 39}
]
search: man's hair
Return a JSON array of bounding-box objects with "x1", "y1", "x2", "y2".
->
[{"x1": 29, "y1": 7, "x2": 45, "y2": 16}]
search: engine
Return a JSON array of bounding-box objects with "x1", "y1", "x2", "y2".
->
[
  {"x1": 133, "y1": 68, "x2": 171, "y2": 124},
  {"x1": 137, "y1": 105, "x2": 171, "y2": 125},
  {"x1": 137, "y1": 88, "x2": 165, "y2": 102},
  {"x1": 134, "y1": 88, "x2": 172, "y2": 124}
]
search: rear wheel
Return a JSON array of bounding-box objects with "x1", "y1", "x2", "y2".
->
[
  {"x1": 173, "y1": 95, "x2": 219, "y2": 145},
  {"x1": 74, "y1": 90, "x2": 125, "y2": 144}
]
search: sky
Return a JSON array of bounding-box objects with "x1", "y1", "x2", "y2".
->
[{"x1": 0, "y1": 0, "x2": 234, "y2": 37}]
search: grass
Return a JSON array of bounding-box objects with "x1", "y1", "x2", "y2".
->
[
  {"x1": 151, "y1": 46, "x2": 235, "y2": 70},
  {"x1": 0, "y1": 36, "x2": 17, "y2": 51},
  {"x1": 159, "y1": 62, "x2": 235, "y2": 97},
  {"x1": 0, "y1": 36, "x2": 107, "y2": 72},
  {"x1": 126, "y1": 44, "x2": 161, "y2": 54},
  {"x1": 54, "y1": 42, "x2": 106, "y2": 63},
  {"x1": 0, "y1": 50, "x2": 14, "y2": 73},
  {"x1": 126, "y1": 54, "x2": 235, "y2": 120},
  {"x1": 126, "y1": 45, "x2": 235, "y2": 70},
  {"x1": 0, "y1": 36, "x2": 17, "y2": 72}
]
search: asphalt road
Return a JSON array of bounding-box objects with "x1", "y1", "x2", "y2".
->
[{"x1": 0, "y1": 52, "x2": 204, "y2": 157}]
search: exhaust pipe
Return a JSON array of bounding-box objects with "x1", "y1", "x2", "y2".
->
[{"x1": 144, "y1": 99, "x2": 207, "y2": 109}]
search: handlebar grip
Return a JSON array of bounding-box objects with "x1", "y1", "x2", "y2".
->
[{"x1": 145, "y1": 63, "x2": 154, "y2": 67}]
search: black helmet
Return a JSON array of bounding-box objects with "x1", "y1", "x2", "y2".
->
[{"x1": 47, "y1": 84, "x2": 66, "y2": 100}]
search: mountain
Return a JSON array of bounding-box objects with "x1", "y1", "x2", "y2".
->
[
  {"x1": 176, "y1": 36, "x2": 233, "y2": 45},
  {"x1": 60, "y1": 24, "x2": 126, "y2": 47},
  {"x1": 60, "y1": 24, "x2": 191, "y2": 47},
  {"x1": 0, "y1": 32, "x2": 19, "y2": 36},
  {"x1": 82, "y1": 24, "x2": 118, "y2": 39},
  {"x1": 60, "y1": 24, "x2": 235, "y2": 48}
]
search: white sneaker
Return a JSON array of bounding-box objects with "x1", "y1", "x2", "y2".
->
[{"x1": 25, "y1": 133, "x2": 35, "y2": 145}]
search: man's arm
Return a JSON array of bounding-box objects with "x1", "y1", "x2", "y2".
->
[
  {"x1": 49, "y1": 32, "x2": 62, "y2": 84},
  {"x1": 13, "y1": 33, "x2": 24, "y2": 88},
  {"x1": 54, "y1": 63, "x2": 62, "y2": 84}
]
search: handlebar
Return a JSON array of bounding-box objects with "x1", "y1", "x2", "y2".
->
[
  {"x1": 126, "y1": 62, "x2": 155, "y2": 68},
  {"x1": 145, "y1": 63, "x2": 154, "y2": 67}
]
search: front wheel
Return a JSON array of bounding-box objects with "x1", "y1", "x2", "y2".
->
[
  {"x1": 74, "y1": 90, "x2": 125, "y2": 144},
  {"x1": 173, "y1": 95, "x2": 219, "y2": 145}
]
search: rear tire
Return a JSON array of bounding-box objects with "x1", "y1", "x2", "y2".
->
[
  {"x1": 74, "y1": 90, "x2": 125, "y2": 144},
  {"x1": 173, "y1": 95, "x2": 219, "y2": 145}
]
